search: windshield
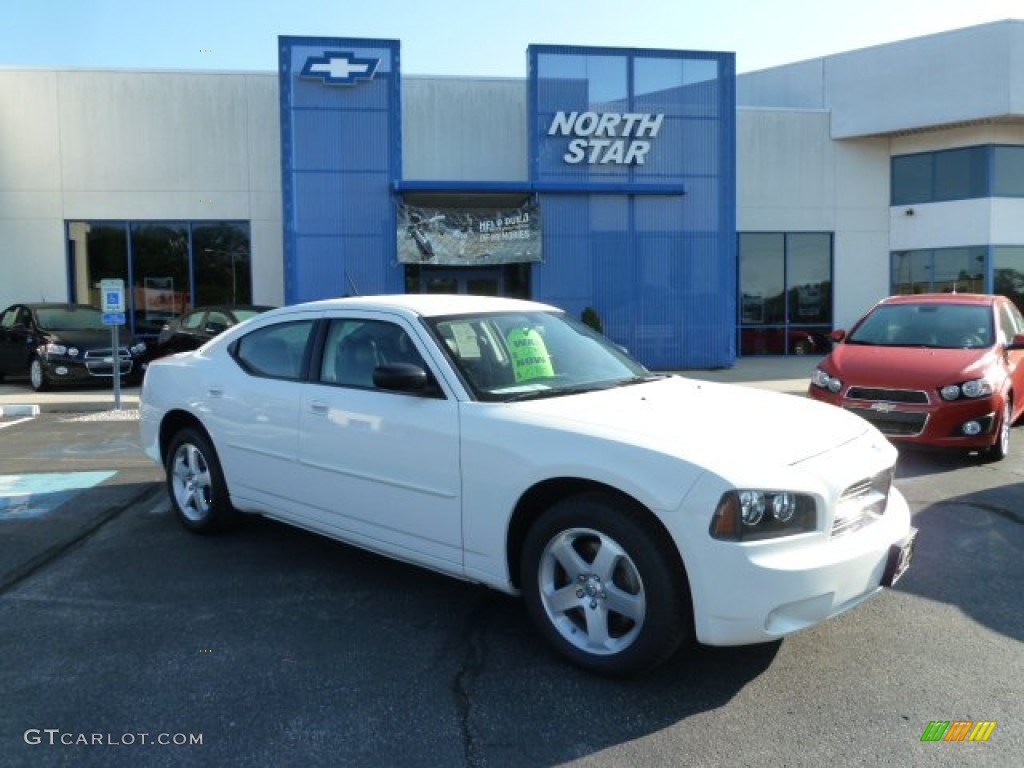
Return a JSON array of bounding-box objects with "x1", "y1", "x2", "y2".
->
[
  {"x1": 426, "y1": 310, "x2": 651, "y2": 401},
  {"x1": 34, "y1": 306, "x2": 107, "y2": 331},
  {"x1": 848, "y1": 303, "x2": 994, "y2": 349}
]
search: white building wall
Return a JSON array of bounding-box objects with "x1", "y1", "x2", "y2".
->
[
  {"x1": 0, "y1": 68, "x2": 283, "y2": 310},
  {"x1": 738, "y1": 20, "x2": 1024, "y2": 139},
  {"x1": 737, "y1": 108, "x2": 892, "y2": 327},
  {"x1": 403, "y1": 77, "x2": 527, "y2": 181}
]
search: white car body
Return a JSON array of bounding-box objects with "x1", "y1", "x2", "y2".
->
[{"x1": 140, "y1": 294, "x2": 913, "y2": 673}]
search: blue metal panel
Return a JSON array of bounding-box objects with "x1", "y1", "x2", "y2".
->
[
  {"x1": 280, "y1": 37, "x2": 403, "y2": 303},
  {"x1": 291, "y1": 172, "x2": 392, "y2": 237},
  {"x1": 528, "y1": 44, "x2": 736, "y2": 369},
  {"x1": 292, "y1": 235, "x2": 402, "y2": 300}
]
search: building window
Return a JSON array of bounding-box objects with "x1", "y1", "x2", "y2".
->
[
  {"x1": 738, "y1": 232, "x2": 832, "y2": 356},
  {"x1": 892, "y1": 145, "x2": 1024, "y2": 205},
  {"x1": 993, "y1": 147, "x2": 1024, "y2": 197},
  {"x1": 994, "y1": 246, "x2": 1024, "y2": 313},
  {"x1": 891, "y1": 247, "x2": 986, "y2": 295},
  {"x1": 66, "y1": 220, "x2": 251, "y2": 338}
]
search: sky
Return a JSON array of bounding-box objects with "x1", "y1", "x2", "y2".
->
[{"x1": 1, "y1": 0, "x2": 1021, "y2": 76}]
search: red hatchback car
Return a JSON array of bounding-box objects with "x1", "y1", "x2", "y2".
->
[{"x1": 808, "y1": 293, "x2": 1024, "y2": 460}]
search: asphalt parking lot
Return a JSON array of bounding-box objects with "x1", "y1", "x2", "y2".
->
[{"x1": 1, "y1": 364, "x2": 1022, "y2": 767}]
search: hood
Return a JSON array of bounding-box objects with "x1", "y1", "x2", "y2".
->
[
  {"x1": 826, "y1": 343, "x2": 992, "y2": 388},
  {"x1": 508, "y1": 375, "x2": 870, "y2": 467},
  {"x1": 40, "y1": 328, "x2": 139, "y2": 349}
]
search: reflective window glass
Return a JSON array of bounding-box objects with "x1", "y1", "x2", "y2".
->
[
  {"x1": 994, "y1": 246, "x2": 1024, "y2": 314},
  {"x1": 786, "y1": 234, "x2": 831, "y2": 323},
  {"x1": 131, "y1": 222, "x2": 190, "y2": 337},
  {"x1": 934, "y1": 146, "x2": 987, "y2": 201},
  {"x1": 993, "y1": 146, "x2": 1024, "y2": 197},
  {"x1": 192, "y1": 222, "x2": 252, "y2": 305},
  {"x1": 234, "y1": 321, "x2": 314, "y2": 380},
  {"x1": 892, "y1": 154, "x2": 933, "y2": 205},
  {"x1": 68, "y1": 222, "x2": 129, "y2": 309}
]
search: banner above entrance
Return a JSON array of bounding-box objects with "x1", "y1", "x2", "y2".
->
[{"x1": 397, "y1": 202, "x2": 542, "y2": 265}]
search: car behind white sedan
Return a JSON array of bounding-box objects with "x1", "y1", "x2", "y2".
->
[{"x1": 140, "y1": 294, "x2": 916, "y2": 676}]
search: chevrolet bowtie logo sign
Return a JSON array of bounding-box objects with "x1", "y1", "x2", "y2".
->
[{"x1": 301, "y1": 51, "x2": 379, "y2": 86}]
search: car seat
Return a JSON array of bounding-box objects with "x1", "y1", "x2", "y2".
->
[{"x1": 335, "y1": 336, "x2": 379, "y2": 387}]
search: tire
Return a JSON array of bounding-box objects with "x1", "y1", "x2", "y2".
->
[
  {"x1": 986, "y1": 398, "x2": 1011, "y2": 461},
  {"x1": 165, "y1": 427, "x2": 238, "y2": 533},
  {"x1": 29, "y1": 356, "x2": 50, "y2": 392},
  {"x1": 521, "y1": 492, "x2": 691, "y2": 676}
]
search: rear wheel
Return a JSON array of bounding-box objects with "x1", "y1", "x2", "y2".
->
[
  {"x1": 165, "y1": 427, "x2": 238, "y2": 533},
  {"x1": 29, "y1": 356, "x2": 50, "y2": 392},
  {"x1": 521, "y1": 492, "x2": 691, "y2": 676}
]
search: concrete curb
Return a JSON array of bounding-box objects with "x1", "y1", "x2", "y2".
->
[{"x1": 0, "y1": 404, "x2": 41, "y2": 417}]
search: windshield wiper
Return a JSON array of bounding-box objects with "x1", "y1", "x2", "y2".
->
[
  {"x1": 611, "y1": 374, "x2": 667, "y2": 387},
  {"x1": 503, "y1": 384, "x2": 610, "y2": 402}
]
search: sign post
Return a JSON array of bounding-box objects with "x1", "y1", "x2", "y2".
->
[{"x1": 100, "y1": 279, "x2": 126, "y2": 411}]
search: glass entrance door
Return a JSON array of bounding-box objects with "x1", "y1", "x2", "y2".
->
[{"x1": 421, "y1": 268, "x2": 504, "y2": 296}]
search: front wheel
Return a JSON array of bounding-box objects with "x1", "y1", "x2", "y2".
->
[
  {"x1": 986, "y1": 398, "x2": 1012, "y2": 461},
  {"x1": 165, "y1": 427, "x2": 238, "y2": 533},
  {"x1": 29, "y1": 356, "x2": 50, "y2": 392},
  {"x1": 521, "y1": 493, "x2": 691, "y2": 676}
]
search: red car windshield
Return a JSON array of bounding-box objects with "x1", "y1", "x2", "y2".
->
[{"x1": 847, "y1": 303, "x2": 993, "y2": 349}]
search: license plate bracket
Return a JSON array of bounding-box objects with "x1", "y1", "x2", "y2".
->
[{"x1": 882, "y1": 528, "x2": 917, "y2": 587}]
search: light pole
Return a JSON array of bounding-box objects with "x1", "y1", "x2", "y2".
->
[{"x1": 203, "y1": 248, "x2": 245, "y2": 304}]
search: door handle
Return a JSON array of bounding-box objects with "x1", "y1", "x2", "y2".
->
[
  {"x1": 207, "y1": 387, "x2": 224, "y2": 398},
  {"x1": 310, "y1": 400, "x2": 329, "y2": 414}
]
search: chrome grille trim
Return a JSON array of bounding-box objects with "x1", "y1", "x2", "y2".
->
[
  {"x1": 832, "y1": 468, "x2": 893, "y2": 537},
  {"x1": 845, "y1": 386, "x2": 930, "y2": 405},
  {"x1": 83, "y1": 347, "x2": 133, "y2": 377}
]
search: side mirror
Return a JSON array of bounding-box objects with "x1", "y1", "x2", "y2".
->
[
  {"x1": 829, "y1": 329, "x2": 847, "y2": 343},
  {"x1": 1006, "y1": 333, "x2": 1024, "y2": 351},
  {"x1": 204, "y1": 322, "x2": 228, "y2": 335},
  {"x1": 373, "y1": 362, "x2": 429, "y2": 392}
]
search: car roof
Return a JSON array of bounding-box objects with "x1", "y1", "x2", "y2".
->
[
  {"x1": 189, "y1": 305, "x2": 276, "y2": 313},
  {"x1": 878, "y1": 293, "x2": 998, "y2": 307},
  {"x1": 277, "y1": 294, "x2": 559, "y2": 319},
  {"x1": 10, "y1": 302, "x2": 100, "y2": 312}
]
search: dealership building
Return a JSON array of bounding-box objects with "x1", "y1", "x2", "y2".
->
[{"x1": 2, "y1": 20, "x2": 1023, "y2": 369}]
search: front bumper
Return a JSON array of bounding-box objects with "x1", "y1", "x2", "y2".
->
[
  {"x1": 809, "y1": 387, "x2": 1003, "y2": 450},
  {"x1": 41, "y1": 354, "x2": 137, "y2": 384},
  {"x1": 680, "y1": 481, "x2": 913, "y2": 647}
]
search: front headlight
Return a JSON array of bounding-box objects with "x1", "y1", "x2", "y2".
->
[
  {"x1": 710, "y1": 490, "x2": 816, "y2": 541},
  {"x1": 811, "y1": 368, "x2": 842, "y2": 393},
  {"x1": 130, "y1": 342, "x2": 147, "y2": 355},
  {"x1": 939, "y1": 378, "x2": 992, "y2": 401},
  {"x1": 43, "y1": 343, "x2": 68, "y2": 356}
]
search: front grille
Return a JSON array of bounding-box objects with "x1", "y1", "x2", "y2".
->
[
  {"x1": 844, "y1": 406, "x2": 927, "y2": 436},
  {"x1": 833, "y1": 468, "x2": 893, "y2": 537},
  {"x1": 846, "y1": 386, "x2": 929, "y2": 404},
  {"x1": 83, "y1": 347, "x2": 133, "y2": 377}
]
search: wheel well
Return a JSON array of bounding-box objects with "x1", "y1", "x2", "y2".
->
[
  {"x1": 158, "y1": 409, "x2": 210, "y2": 465},
  {"x1": 506, "y1": 478, "x2": 689, "y2": 591}
]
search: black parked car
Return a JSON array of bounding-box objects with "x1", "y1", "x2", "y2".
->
[
  {"x1": 0, "y1": 303, "x2": 149, "y2": 391},
  {"x1": 155, "y1": 305, "x2": 275, "y2": 356}
]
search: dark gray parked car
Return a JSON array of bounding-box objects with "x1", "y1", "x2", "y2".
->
[{"x1": 0, "y1": 303, "x2": 148, "y2": 391}]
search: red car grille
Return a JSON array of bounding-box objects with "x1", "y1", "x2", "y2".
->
[
  {"x1": 845, "y1": 386, "x2": 929, "y2": 404},
  {"x1": 844, "y1": 406, "x2": 927, "y2": 436}
]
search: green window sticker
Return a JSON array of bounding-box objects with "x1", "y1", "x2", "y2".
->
[{"x1": 506, "y1": 327, "x2": 554, "y2": 382}]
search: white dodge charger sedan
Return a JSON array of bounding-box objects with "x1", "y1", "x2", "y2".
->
[{"x1": 140, "y1": 294, "x2": 916, "y2": 676}]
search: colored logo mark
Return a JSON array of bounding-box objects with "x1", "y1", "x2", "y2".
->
[
  {"x1": 301, "y1": 51, "x2": 379, "y2": 86},
  {"x1": 920, "y1": 720, "x2": 996, "y2": 742}
]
